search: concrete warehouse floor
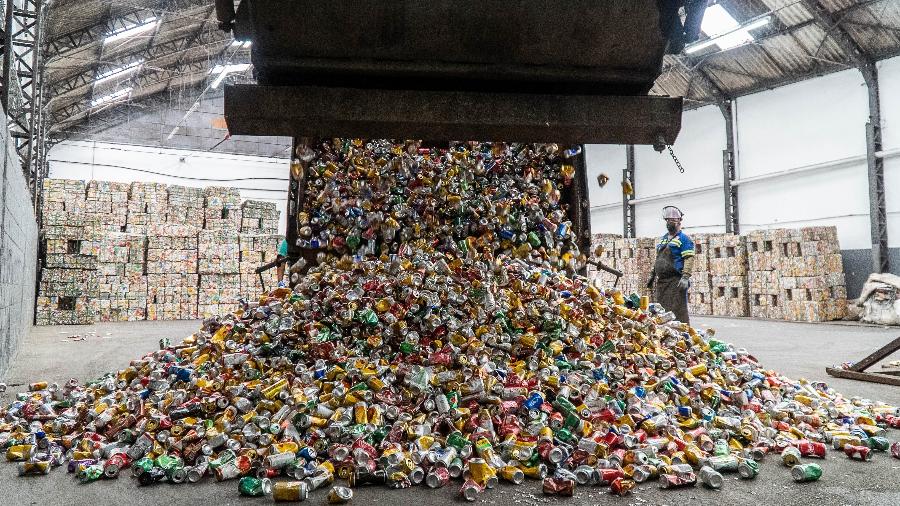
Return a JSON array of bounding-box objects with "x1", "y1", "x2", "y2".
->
[{"x1": 1, "y1": 317, "x2": 900, "y2": 506}]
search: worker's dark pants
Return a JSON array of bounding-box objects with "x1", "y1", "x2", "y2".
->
[{"x1": 653, "y1": 245, "x2": 690, "y2": 325}]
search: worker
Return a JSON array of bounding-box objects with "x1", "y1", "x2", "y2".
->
[
  {"x1": 276, "y1": 238, "x2": 288, "y2": 285},
  {"x1": 646, "y1": 206, "x2": 695, "y2": 324}
]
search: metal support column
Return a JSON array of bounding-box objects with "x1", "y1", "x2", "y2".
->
[
  {"x1": 719, "y1": 100, "x2": 739, "y2": 234},
  {"x1": 861, "y1": 63, "x2": 889, "y2": 274},
  {"x1": 623, "y1": 145, "x2": 636, "y2": 238},
  {"x1": 2, "y1": 0, "x2": 44, "y2": 196},
  {"x1": 567, "y1": 145, "x2": 592, "y2": 276}
]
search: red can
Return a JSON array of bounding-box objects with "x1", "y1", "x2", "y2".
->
[
  {"x1": 609, "y1": 477, "x2": 634, "y2": 496},
  {"x1": 796, "y1": 440, "x2": 827, "y2": 458},
  {"x1": 890, "y1": 441, "x2": 900, "y2": 459},
  {"x1": 844, "y1": 444, "x2": 873, "y2": 461},
  {"x1": 597, "y1": 468, "x2": 624, "y2": 485}
]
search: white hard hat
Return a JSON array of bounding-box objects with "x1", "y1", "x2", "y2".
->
[{"x1": 662, "y1": 206, "x2": 683, "y2": 220}]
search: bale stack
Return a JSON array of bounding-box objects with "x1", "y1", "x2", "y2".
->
[
  {"x1": 198, "y1": 229, "x2": 241, "y2": 318},
  {"x1": 240, "y1": 200, "x2": 280, "y2": 233},
  {"x1": 746, "y1": 229, "x2": 786, "y2": 320},
  {"x1": 239, "y1": 234, "x2": 283, "y2": 296},
  {"x1": 166, "y1": 185, "x2": 205, "y2": 225},
  {"x1": 93, "y1": 233, "x2": 147, "y2": 322},
  {"x1": 85, "y1": 181, "x2": 130, "y2": 232},
  {"x1": 778, "y1": 227, "x2": 848, "y2": 322},
  {"x1": 203, "y1": 186, "x2": 242, "y2": 230},
  {"x1": 687, "y1": 232, "x2": 713, "y2": 316},
  {"x1": 709, "y1": 233, "x2": 749, "y2": 317},
  {"x1": 126, "y1": 182, "x2": 168, "y2": 233},
  {"x1": 146, "y1": 224, "x2": 198, "y2": 320},
  {"x1": 38, "y1": 179, "x2": 99, "y2": 325},
  {"x1": 35, "y1": 268, "x2": 98, "y2": 325},
  {"x1": 615, "y1": 237, "x2": 655, "y2": 296}
]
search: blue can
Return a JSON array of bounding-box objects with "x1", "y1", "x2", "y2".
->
[{"x1": 523, "y1": 392, "x2": 544, "y2": 410}]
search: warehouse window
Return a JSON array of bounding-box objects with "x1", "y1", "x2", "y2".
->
[
  {"x1": 754, "y1": 294, "x2": 761, "y2": 306},
  {"x1": 750, "y1": 242, "x2": 758, "y2": 253},
  {"x1": 717, "y1": 287, "x2": 725, "y2": 297},
  {"x1": 58, "y1": 296, "x2": 75, "y2": 310},
  {"x1": 222, "y1": 209, "x2": 230, "y2": 219},
  {"x1": 731, "y1": 287, "x2": 739, "y2": 298},
  {"x1": 786, "y1": 290, "x2": 793, "y2": 301},
  {"x1": 764, "y1": 241, "x2": 773, "y2": 252},
  {"x1": 726, "y1": 246, "x2": 735, "y2": 257},
  {"x1": 66, "y1": 240, "x2": 81, "y2": 254},
  {"x1": 772, "y1": 295, "x2": 778, "y2": 306}
]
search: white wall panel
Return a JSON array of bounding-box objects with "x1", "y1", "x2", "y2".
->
[
  {"x1": 590, "y1": 208, "x2": 623, "y2": 236},
  {"x1": 584, "y1": 144, "x2": 626, "y2": 207},
  {"x1": 48, "y1": 140, "x2": 290, "y2": 235},
  {"x1": 879, "y1": 56, "x2": 900, "y2": 248},
  {"x1": 634, "y1": 105, "x2": 726, "y2": 197},
  {"x1": 635, "y1": 189, "x2": 726, "y2": 239},
  {"x1": 736, "y1": 69, "x2": 868, "y2": 179},
  {"x1": 879, "y1": 56, "x2": 900, "y2": 151},
  {"x1": 738, "y1": 163, "x2": 871, "y2": 249}
]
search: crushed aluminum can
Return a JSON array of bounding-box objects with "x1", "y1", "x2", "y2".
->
[
  {"x1": 781, "y1": 446, "x2": 802, "y2": 467},
  {"x1": 327, "y1": 486, "x2": 353, "y2": 504},
  {"x1": 273, "y1": 481, "x2": 309, "y2": 502},
  {"x1": 658, "y1": 472, "x2": 696, "y2": 489},
  {"x1": 459, "y1": 479, "x2": 483, "y2": 502},
  {"x1": 796, "y1": 440, "x2": 826, "y2": 458},
  {"x1": 891, "y1": 441, "x2": 900, "y2": 459},
  {"x1": 844, "y1": 444, "x2": 873, "y2": 461},
  {"x1": 426, "y1": 467, "x2": 450, "y2": 489},
  {"x1": 610, "y1": 477, "x2": 635, "y2": 496},
  {"x1": 698, "y1": 466, "x2": 724, "y2": 489},
  {"x1": 791, "y1": 463, "x2": 822, "y2": 482}
]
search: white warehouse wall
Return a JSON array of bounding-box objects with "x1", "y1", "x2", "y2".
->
[
  {"x1": 584, "y1": 55, "x2": 900, "y2": 296},
  {"x1": 880, "y1": 57, "x2": 900, "y2": 253},
  {"x1": 734, "y1": 68, "x2": 871, "y2": 249},
  {"x1": 48, "y1": 140, "x2": 290, "y2": 235}
]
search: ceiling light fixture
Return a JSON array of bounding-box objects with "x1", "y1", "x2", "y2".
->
[
  {"x1": 210, "y1": 63, "x2": 252, "y2": 89},
  {"x1": 104, "y1": 17, "x2": 159, "y2": 45},
  {"x1": 95, "y1": 59, "x2": 145, "y2": 84},
  {"x1": 684, "y1": 5, "x2": 769, "y2": 55},
  {"x1": 91, "y1": 87, "x2": 133, "y2": 107}
]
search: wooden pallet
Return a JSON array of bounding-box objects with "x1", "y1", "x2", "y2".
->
[{"x1": 826, "y1": 335, "x2": 900, "y2": 386}]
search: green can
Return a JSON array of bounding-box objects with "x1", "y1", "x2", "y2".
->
[
  {"x1": 447, "y1": 431, "x2": 469, "y2": 452},
  {"x1": 239, "y1": 476, "x2": 272, "y2": 497},
  {"x1": 714, "y1": 439, "x2": 730, "y2": 457},
  {"x1": 865, "y1": 436, "x2": 890, "y2": 452},
  {"x1": 791, "y1": 463, "x2": 822, "y2": 482},
  {"x1": 738, "y1": 458, "x2": 759, "y2": 479},
  {"x1": 132, "y1": 457, "x2": 155, "y2": 475}
]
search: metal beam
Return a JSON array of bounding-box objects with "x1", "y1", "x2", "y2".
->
[
  {"x1": 44, "y1": 0, "x2": 213, "y2": 58},
  {"x1": 862, "y1": 63, "x2": 889, "y2": 274},
  {"x1": 800, "y1": 0, "x2": 869, "y2": 65},
  {"x1": 623, "y1": 145, "x2": 636, "y2": 239},
  {"x1": 47, "y1": 27, "x2": 229, "y2": 99},
  {"x1": 719, "y1": 100, "x2": 739, "y2": 234},
  {"x1": 225, "y1": 84, "x2": 684, "y2": 146}
]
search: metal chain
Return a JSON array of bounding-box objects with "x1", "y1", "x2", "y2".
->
[{"x1": 667, "y1": 145, "x2": 685, "y2": 173}]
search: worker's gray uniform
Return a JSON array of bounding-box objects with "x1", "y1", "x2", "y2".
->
[{"x1": 651, "y1": 235, "x2": 692, "y2": 325}]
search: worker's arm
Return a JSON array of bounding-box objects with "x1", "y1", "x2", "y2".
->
[
  {"x1": 681, "y1": 255, "x2": 695, "y2": 278},
  {"x1": 276, "y1": 259, "x2": 286, "y2": 283}
]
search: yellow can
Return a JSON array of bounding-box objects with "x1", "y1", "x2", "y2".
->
[
  {"x1": 467, "y1": 458, "x2": 492, "y2": 485},
  {"x1": 273, "y1": 481, "x2": 309, "y2": 502},
  {"x1": 6, "y1": 445, "x2": 33, "y2": 461}
]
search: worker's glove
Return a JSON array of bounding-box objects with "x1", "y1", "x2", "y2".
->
[
  {"x1": 677, "y1": 276, "x2": 690, "y2": 290},
  {"x1": 646, "y1": 277, "x2": 654, "y2": 289}
]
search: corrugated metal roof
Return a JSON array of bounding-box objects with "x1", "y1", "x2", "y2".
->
[
  {"x1": 652, "y1": 0, "x2": 900, "y2": 107},
  {"x1": 43, "y1": 0, "x2": 900, "y2": 134}
]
